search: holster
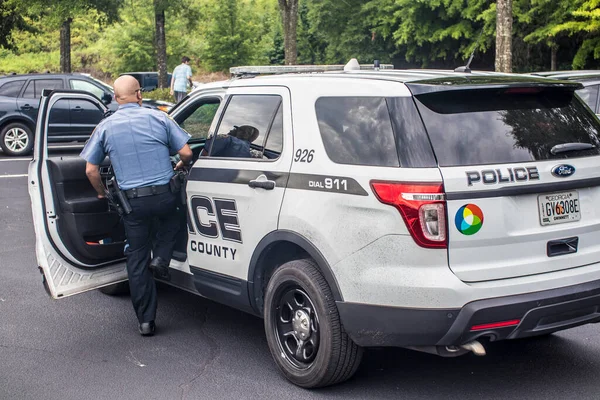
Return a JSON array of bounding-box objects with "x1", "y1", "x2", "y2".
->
[
  {"x1": 107, "y1": 177, "x2": 132, "y2": 215},
  {"x1": 169, "y1": 172, "x2": 182, "y2": 194},
  {"x1": 171, "y1": 168, "x2": 189, "y2": 205}
]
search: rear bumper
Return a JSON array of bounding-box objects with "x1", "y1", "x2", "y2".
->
[{"x1": 337, "y1": 279, "x2": 600, "y2": 347}]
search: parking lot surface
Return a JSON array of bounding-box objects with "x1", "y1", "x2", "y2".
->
[{"x1": 2, "y1": 149, "x2": 600, "y2": 400}]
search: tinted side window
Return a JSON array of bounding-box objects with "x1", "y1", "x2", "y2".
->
[
  {"x1": 315, "y1": 97, "x2": 399, "y2": 167},
  {"x1": 0, "y1": 80, "x2": 25, "y2": 97},
  {"x1": 70, "y1": 79, "x2": 105, "y2": 100},
  {"x1": 34, "y1": 79, "x2": 64, "y2": 97},
  {"x1": 264, "y1": 104, "x2": 283, "y2": 156},
  {"x1": 387, "y1": 97, "x2": 437, "y2": 168},
  {"x1": 22, "y1": 81, "x2": 34, "y2": 98},
  {"x1": 207, "y1": 95, "x2": 282, "y2": 159},
  {"x1": 576, "y1": 85, "x2": 599, "y2": 112}
]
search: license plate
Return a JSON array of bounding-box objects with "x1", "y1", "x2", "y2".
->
[{"x1": 538, "y1": 190, "x2": 581, "y2": 226}]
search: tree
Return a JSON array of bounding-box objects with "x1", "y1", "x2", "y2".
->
[
  {"x1": 553, "y1": 0, "x2": 600, "y2": 69},
  {"x1": 365, "y1": 0, "x2": 496, "y2": 68},
  {"x1": 496, "y1": 0, "x2": 513, "y2": 72},
  {"x1": 154, "y1": 0, "x2": 168, "y2": 88},
  {"x1": 0, "y1": 0, "x2": 30, "y2": 50},
  {"x1": 516, "y1": 0, "x2": 583, "y2": 71},
  {"x1": 22, "y1": 0, "x2": 121, "y2": 73},
  {"x1": 278, "y1": 0, "x2": 298, "y2": 65},
  {"x1": 203, "y1": 0, "x2": 264, "y2": 71}
]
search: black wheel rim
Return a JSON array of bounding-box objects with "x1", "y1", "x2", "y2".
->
[{"x1": 273, "y1": 285, "x2": 320, "y2": 370}]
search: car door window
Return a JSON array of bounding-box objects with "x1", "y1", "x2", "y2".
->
[
  {"x1": 207, "y1": 95, "x2": 282, "y2": 159},
  {"x1": 576, "y1": 85, "x2": 599, "y2": 112},
  {"x1": 262, "y1": 103, "x2": 283, "y2": 158},
  {"x1": 70, "y1": 79, "x2": 105, "y2": 100},
  {"x1": 178, "y1": 98, "x2": 221, "y2": 140},
  {"x1": 33, "y1": 79, "x2": 64, "y2": 97},
  {"x1": 0, "y1": 80, "x2": 25, "y2": 97},
  {"x1": 22, "y1": 81, "x2": 35, "y2": 98}
]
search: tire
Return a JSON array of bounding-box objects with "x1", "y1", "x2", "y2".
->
[
  {"x1": 98, "y1": 281, "x2": 130, "y2": 296},
  {"x1": 0, "y1": 122, "x2": 33, "y2": 156},
  {"x1": 264, "y1": 259, "x2": 363, "y2": 388}
]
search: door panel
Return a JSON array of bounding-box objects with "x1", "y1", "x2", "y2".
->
[
  {"x1": 29, "y1": 90, "x2": 127, "y2": 299},
  {"x1": 185, "y1": 87, "x2": 293, "y2": 286}
]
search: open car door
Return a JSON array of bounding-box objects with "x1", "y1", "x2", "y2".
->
[{"x1": 28, "y1": 89, "x2": 128, "y2": 298}]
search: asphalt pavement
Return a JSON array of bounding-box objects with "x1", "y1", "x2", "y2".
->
[{"x1": 1, "y1": 148, "x2": 600, "y2": 400}]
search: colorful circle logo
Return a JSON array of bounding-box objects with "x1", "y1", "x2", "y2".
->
[{"x1": 455, "y1": 204, "x2": 484, "y2": 235}]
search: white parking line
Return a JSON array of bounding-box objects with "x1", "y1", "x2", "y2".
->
[
  {"x1": 0, "y1": 174, "x2": 27, "y2": 178},
  {"x1": 0, "y1": 158, "x2": 31, "y2": 162}
]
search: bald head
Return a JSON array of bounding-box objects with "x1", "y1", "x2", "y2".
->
[{"x1": 114, "y1": 75, "x2": 142, "y2": 105}]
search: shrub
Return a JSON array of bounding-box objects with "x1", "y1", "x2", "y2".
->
[{"x1": 142, "y1": 88, "x2": 174, "y2": 102}]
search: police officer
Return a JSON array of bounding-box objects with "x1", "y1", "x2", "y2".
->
[{"x1": 80, "y1": 75, "x2": 192, "y2": 336}]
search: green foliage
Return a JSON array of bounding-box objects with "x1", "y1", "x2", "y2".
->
[
  {"x1": 2, "y1": 0, "x2": 600, "y2": 76},
  {"x1": 0, "y1": 0, "x2": 30, "y2": 49},
  {"x1": 552, "y1": 0, "x2": 600, "y2": 68},
  {"x1": 202, "y1": 0, "x2": 273, "y2": 71},
  {"x1": 142, "y1": 88, "x2": 173, "y2": 102},
  {"x1": 364, "y1": 0, "x2": 496, "y2": 67},
  {"x1": 0, "y1": 50, "x2": 60, "y2": 73}
]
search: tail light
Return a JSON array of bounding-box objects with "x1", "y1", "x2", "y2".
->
[{"x1": 371, "y1": 181, "x2": 447, "y2": 249}]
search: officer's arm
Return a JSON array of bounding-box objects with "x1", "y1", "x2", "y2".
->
[
  {"x1": 178, "y1": 144, "x2": 192, "y2": 164},
  {"x1": 85, "y1": 163, "x2": 106, "y2": 199}
]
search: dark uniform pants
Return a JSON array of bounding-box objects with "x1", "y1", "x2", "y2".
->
[{"x1": 122, "y1": 190, "x2": 179, "y2": 323}]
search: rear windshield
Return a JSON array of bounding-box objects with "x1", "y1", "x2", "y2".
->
[{"x1": 415, "y1": 89, "x2": 600, "y2": 167}]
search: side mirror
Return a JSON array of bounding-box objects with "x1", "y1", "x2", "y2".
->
[{"x1": 102, "y1": 93, "x2": 113, "y2": 104}]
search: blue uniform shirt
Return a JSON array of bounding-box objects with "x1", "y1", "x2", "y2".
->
[{"x1": 80, "y1": 103, "x2": 190, "y2": 190}]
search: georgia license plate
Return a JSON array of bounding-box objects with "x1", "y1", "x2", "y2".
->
[{"x1": 538, "y1": 190, "x2": 581, "y2": 226}]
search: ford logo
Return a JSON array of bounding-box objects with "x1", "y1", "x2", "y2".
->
[{"x1": 551, "y1": 164, "x2": 576, "y2": 178}]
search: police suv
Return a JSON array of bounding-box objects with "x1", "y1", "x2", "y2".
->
[{"x1": 29, "y1": 60, "x2": 600, "y2": 388}]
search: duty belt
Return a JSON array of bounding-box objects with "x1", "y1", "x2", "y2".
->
[{"x1": 125, "y1": 183, "x2": 170, "y2": 199}]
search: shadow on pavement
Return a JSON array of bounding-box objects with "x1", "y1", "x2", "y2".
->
[{"x1": 153, "y1": 282, "x2": 600, "y2": 399}]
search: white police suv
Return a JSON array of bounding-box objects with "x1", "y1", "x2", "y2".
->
[{"x1": 29, "y1": 60, "x2": 600, "y2": 388}]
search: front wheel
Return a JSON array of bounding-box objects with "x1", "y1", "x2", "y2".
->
[
  {"x1": 264, "y1": 259, "x2": 363, "y2": 388},
  {"x1": 0, "y1": 122, "x2": 33, "y2": 156}
]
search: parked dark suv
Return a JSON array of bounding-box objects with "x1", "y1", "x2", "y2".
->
[
  {"x1": 0, "y1": 73, "x2": 173, "y2": 156},
  {"x1": 120, "y1": 72, "x2": 172, "y2": 92}
]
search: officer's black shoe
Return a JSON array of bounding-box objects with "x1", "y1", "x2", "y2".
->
[
  {"x1": 139, "y1": 321, "x2": 156, "y2": 336},
  {"x1": 149, "y1": 256, "x2": 171, "y2": 281},
  {"x1": 172, "y1": 251, "x2": 187, "y2": 262}
]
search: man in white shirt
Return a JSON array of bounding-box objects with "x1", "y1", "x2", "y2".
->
[{"x1": 170, "y1": 56, "x2": 193, "y2": 103}]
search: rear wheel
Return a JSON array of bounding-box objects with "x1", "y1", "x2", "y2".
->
[
  {"x1": 264, "y1": 259, "x2": 363, "y2": 388},
  {"x1": 0, "y1": 122, "x2": 33, "y2": 156}
]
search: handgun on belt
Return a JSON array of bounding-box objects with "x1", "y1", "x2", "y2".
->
[{"x1": 106, "y1": 177, "x2": 132, "y2": 215}]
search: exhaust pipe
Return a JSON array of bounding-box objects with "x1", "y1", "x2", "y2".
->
[
  {"x1": 457, "y1": 340, "x2": 486, "y2": 356},
  {"x1": 407, "y1": 340, "x2": 486, "y2": 358}
]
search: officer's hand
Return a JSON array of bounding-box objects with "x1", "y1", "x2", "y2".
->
[
  {"x1": 174, "y1": 160, "x2": 186, "y2": 170},
  {"x1": 97, "y1": 194, "x2": 106, "y2": 199}
]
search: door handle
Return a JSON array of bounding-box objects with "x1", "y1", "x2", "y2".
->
[
  {"x1": 547, "y1": 237, "x2": 578, "y2": 257},
  {"x1": 248, "y1": 177, "x2": 275, "y2": 190},
  {"x1": 71, "y1": 106, "x2": 83, "y2": 112},
  {"x1": 20, "y1": 104, "x2": 33, "y2": 111}
]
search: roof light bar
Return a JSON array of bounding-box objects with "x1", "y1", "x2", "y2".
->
[{"x1": 230, "y1": 58, "x2": 394, "y2": 77}]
